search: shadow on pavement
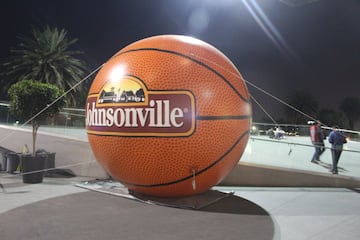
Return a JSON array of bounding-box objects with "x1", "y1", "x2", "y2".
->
[{"x1": 0, "y1": 189, "x2": 275, "y2": 240}]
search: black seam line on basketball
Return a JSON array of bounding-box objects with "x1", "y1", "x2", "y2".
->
[
  {"x1": 197, "y1": 115, "x2": 251, "y2": 121},
  {"x1": 120, "y1": 130, "x2": 250, "y2": 188},
  {"x1": 114, "y1": 48, "x2": 251, "y2": 104}
]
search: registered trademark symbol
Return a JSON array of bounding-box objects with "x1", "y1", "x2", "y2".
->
[{"x1": 183, "y1": 108, "x2": 189, "y2": 113}]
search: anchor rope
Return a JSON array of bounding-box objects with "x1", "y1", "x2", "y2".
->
[{"x1": 0, "y1": 43, "x2": 359, "y2": 189}]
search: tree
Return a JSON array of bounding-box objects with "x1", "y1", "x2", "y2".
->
[
  {"x1": 8, "y1": 80, "x2": 66, "y2": 155},
  {"x1": 340, "y1": 96, "x2": 360, "y2": 130},
  {"x1": 318, "y1": 109, "x2": 350, "y2": 129},
  {"x1": 2, "y1": 25, "x2": 88, "y2": 107},
  {"x1": 284, "y1": 90, "x2": 319, "y2": 124}
]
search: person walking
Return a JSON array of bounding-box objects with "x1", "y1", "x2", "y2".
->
[
  {"x1": 328, "y1": 126, "x2": 347, "y2": 174},
  {"x1": 309, "y1": 120, "x2": 325, "y2": 163}
]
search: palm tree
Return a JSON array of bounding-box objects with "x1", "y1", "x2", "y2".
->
[{"x1": 2, "y1": 25, "x2": 88, "y2": 107}]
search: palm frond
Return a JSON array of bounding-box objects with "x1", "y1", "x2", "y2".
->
[{"x1": 2, "y1": 25, "x2": 88, "y2": 107}]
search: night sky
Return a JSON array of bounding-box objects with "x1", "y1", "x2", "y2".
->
[{"x1": 1, "y1": 0, "x2": 359, "y2": 121}]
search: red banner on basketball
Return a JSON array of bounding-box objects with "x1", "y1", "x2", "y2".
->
[{"x1": 86, "y1": 91, "x2": 195, "y2": 137}]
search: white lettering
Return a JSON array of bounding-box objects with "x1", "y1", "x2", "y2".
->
[
  {"x1": 148, "y1": 100, "x2": 156, "y2": 127},
  {"x1": 86, "y1": 99, "x2": 186, "y2": 129},
  {"x1": 125, "y1": 108, "x2": 137, "y2": 127},
  {"x1": 114, "y1": 108, "x2": 125, "y2": 127},
  {"x1": 171, "y1": 108, "x2": 184, "y2": 127},
  {"x1": 136, "y1": 108, "x2": 150, "y2": 127},
  {"x1": 98, "y1": 108, "x2": 106, "y2": 126},
  {"x1": 106, "y1": 108, "x2": 114, "y2": 127}
]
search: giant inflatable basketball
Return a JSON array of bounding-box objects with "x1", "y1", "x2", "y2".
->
[{"x1": 86, "y1": 35, "x2": 251, "y2": 197}]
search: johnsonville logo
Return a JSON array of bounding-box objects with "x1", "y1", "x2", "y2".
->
[{"x1": 86, "y1": 75, "x2": 195, "y2": 137}]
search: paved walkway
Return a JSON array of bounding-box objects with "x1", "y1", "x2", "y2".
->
[
  {"x1": 1, "y1": 174, "x2": 360, "y2": 240},
  {"x1": 1, "y1": 125, "x2": 360, "y2": 239}
]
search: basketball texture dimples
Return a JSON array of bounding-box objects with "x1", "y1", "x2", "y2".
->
[{"x1": 86, "y1": 35, "x2": 252, "y2": 197}]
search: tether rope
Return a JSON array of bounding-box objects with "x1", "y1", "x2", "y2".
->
[
  {"x1": 1, "y1": 44, "x2": 359, "y2": 186},
  {"x1": 0, "y1": 64, "x2": 104, "y2": 145},
  {"x1": 250, "y1": 95, "x2": 278, "y2": 126}
]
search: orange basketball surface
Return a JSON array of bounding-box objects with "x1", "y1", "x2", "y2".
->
[{"x1": 86, "y1": 35, "x2": 252, "y2": 197}]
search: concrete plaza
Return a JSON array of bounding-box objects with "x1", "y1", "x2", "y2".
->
[
  {"x1": 0, "y1": 124, "x2": 360, "y2": 239},
  {"x1": 1, "y1": 174, "x2": 360, "y2": 240}
]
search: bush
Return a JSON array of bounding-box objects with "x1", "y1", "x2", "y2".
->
[{"x1": 8, "y1": 80, "x2": 65, "y2": 155}]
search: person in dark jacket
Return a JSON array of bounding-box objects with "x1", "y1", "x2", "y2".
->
[
  {"x1": 328, "y1": 126, "x2": 347, "y2": 174},
  {"x1": 309, "y1": 121, "x2": 325, "y2": 163}
]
